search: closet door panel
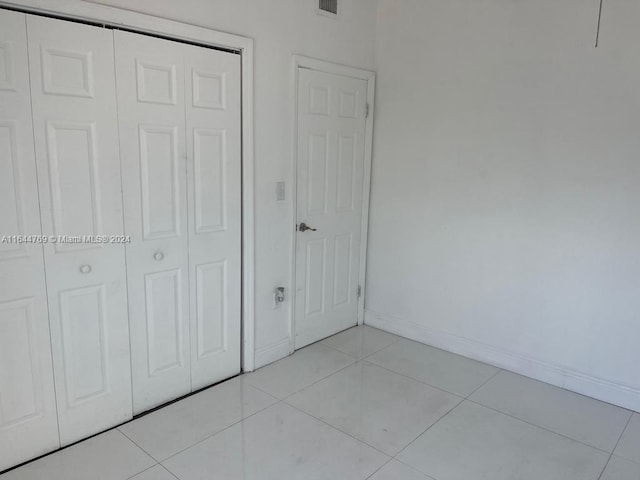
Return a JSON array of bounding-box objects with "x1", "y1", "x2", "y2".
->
[
  {"x1": 184, "y1": 45, "x2": 241, "y2": 390},
  {"x1": 114, "y1": 30, "x2": 190, "y2": 414},
  {"x1": 26, "y1": 15, "x2": 131, "y2": 445},
  {"x1": 0, "y1": 10, "x2": 59, "y2": 471}
]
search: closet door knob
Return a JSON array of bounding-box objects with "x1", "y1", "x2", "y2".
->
[
  {"x1": 153, "y1": 251, "x2": 165, "y2": 261},
  {"x1": 79, "y1": 264, "x2": 92, "y2": 274}
]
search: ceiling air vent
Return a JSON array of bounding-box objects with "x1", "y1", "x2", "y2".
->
[{"x1": 318, "y1": 0, "x2": 338, "y2": 16}]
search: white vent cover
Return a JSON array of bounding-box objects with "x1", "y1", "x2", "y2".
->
[{"x1": 318, "y1": 0, "x2": 338, "y2": 15}]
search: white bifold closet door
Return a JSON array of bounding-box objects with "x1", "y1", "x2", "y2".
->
[
  {"x1": 114, "y1": 31, "x2": 241, "y2": 413},
  {"x1": 26, "y1": 15, "x2": 132, "y2": 445},
  {"x1": 0, "y1": 10, "x2": 60, "y2": 471}
]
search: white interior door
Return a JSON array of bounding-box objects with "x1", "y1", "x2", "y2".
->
[
  {"x1": 0, "y1": 9, "x2": 60, "y2": 470},
  {"x1": 114, "y1": 30, "x2": 190, "y2": 413},
  {"x1": 183, "y1": 43, "x2": 242, "y2": 390},
  {"x1": 295, "y1": 68, "x2": 368, "y2": 348},
  {"x1": 27, "y1": 15, "x2": 132, "y2": 445}
]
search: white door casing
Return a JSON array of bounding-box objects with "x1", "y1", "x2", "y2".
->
[
  {"x1": 294, "y1": 68, "x2": 369, "y2": 348},
  {"x1": 184, "y1": 43, "x2": 242, "y2": 391},
  {"x1": 0, "y1": 9, "x2": 60, "y2": 470},
  {"x1": 114, "y1": 30, "x2": 191, "y2": 414},
  {"x1": 27, "y1": 15, "x2": 132, "y2": 445}
]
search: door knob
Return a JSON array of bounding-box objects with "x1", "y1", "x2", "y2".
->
[
  {"x1": 79, "y1": 264, "x2": 92, "y2": 274},
  {"x1": 153, "y1": 251, "x2": 165, "y2": 261},
  {"x1": 298, "y1": 222, "x2": 317, "y2": 232}
]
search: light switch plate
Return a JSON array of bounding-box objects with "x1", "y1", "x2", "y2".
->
[{"x1": 276, "y1": 181, "x2": 286, "y2": 201}]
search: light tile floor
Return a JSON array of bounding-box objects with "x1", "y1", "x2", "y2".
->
[{"x1": 2, "y1": 325, "x2": 638, "y2": 480}]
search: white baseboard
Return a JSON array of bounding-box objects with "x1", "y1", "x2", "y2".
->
[
  {"x1": 365, "y1": 309, "x2": 640, "y2": 413},
  {"x1": 254, "y1": 337, "x2": 291, "y2": 369}
]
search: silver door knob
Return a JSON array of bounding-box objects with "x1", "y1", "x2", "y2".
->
[
  {"x1": 298, "y1": 222, "x2": 317, "y2": 232},
  {"x1": 79, "y1": 264, "x2": 92, "y2": 274},
  {"x1": 153, "y1": 251, "x2": 165, "y2": 261}
]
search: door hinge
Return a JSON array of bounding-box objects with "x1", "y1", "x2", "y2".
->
[
  {"x1": 365, "y1": 103, "x2": 370, "y2": 118},
  {"x1": 357, "y1": 285, "x2": 362, "y2": 298}
]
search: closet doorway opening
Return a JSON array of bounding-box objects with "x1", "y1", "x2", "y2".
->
[{"x1": 0, "y1": 1, "x2": 255, "y2": 471}]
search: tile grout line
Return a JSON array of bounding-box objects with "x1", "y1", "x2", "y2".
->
[
  {"x1": 596, "y1": 455, "x2": 612, "y2": 479},
  {"x1": 124, "y1": 463, "x2": 181, "y2": 480},
  {"x1": 124, "y1": 463, "x2": 160, "y2": 480},
  {"x1": 391, "y1": 396, "x2": 467, "y2": 461},
  {"x1": 159, "y1": 463, "x2": 181, "y2": 480},
  {"x1": 243, "y1": 343, "x2": 358, "y2": 400},
  {"x1": 600, "y1": 452, "x2": 640, "y2": 470},
  {"x1": 364, "y1": 456, "x2": 440, "y2": 480},
  {"x1": 123, "y1": 391, "x2": 279, "y2": 467},
  {"x1": 359, "y1": 335, "x2": 405, "y2": 361},
  {"x1": 464, "y1": 397, "x2": 615, "y2": 456},
  {"x1": 161, "y1": 397, "x2": 281, "y2": 465},
  {"x1": 361, "y1": 358, "x2": 483, "y2": 399},
  {"x1": 246, "y1": 356, "x2": 357, "y2": 402},
  {"x1": 613, "y1": 412, "x2": 634, "y2": 452},
  {"x1": 113, "y1": 428, "x2": 161, "y2": 478},
  {"x1": 362, "y1": 336, "x2": 503, "y2": 397},
  {"x1": 363, "y1": 458, "x2": 394, "y2": 480},
  {"x1": 118, "y1": 427, "x2": 162, "y2": 465},
  {"x1": 386, "y1": 368, "x2": 505, "y2": 476},
  {"x1": 237, "y1": 377, "x2": 285, "y2": 400},
  {"x1": 464, "y1": 368, "x2": 503, "y2": 399},
  {"x1": 597, "y1": 413, "x2": 634, "y2": 480},
  {"x1": 392, "y1": 457, "x2": 440, "y2": 480},
  {"x1": 157, "y1": 405, "x2": 275, "y2": 466},
  {"x1": 284, "y1": 401, "x2": 393, "y2": 458},
  {"x1": 319, "y1": 329, "x2": 404, "y2": 361},
  {"x1": 279, "y1": 357, "x2": 358, "y2": 401}
]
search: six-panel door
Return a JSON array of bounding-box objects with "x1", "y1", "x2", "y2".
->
[
  {"x1": 0, "y1": 10, "x2": 60, "y2": 470},
  {"x1": 26, "y1": 15, "x2": 133, "y2": 445},
  {"x1": 295, "y1": 68, "x2": 368, "y2": 348}
]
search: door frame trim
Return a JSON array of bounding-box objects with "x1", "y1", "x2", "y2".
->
[
  {"x1": 0, "y1": 0, "x2": 257, "y2": 372},
  {"x1": 289, "y1": 54, "x2": 375, "y2": 353}
]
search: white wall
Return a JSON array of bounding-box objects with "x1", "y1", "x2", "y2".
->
[
  {"x1": 367, "y1": 0, "x2": 640, "y2": 411},
  {"x1": 77, "y1": 0, "x2": 377, "y2": 367}
]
